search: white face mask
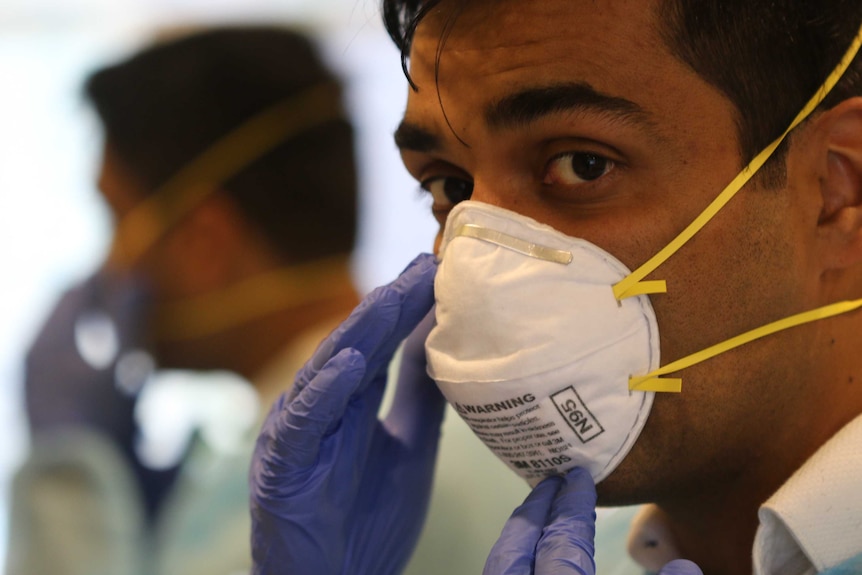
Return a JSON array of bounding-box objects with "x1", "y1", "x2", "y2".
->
[
  {"x1": 425, "y1": 24, "x2": 862, "y2": 486},
  {"x1": 426, "y1": 201, "x2": 660, "y2": 485}
]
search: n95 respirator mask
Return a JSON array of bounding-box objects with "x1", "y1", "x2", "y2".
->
[{"x1": 425, "y1": 201, "x2": 660, "y2": 486}]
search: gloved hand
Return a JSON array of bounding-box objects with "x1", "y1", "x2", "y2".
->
[
  {"x1": 24, "y1": 267, "x2": 152, "y2": 442},
  {"x1": 250, "y1": 252, "x2": 445, "y2": 575},
  {"x1": 484, "y1": 467, "x2": 703, "y2": 575}
]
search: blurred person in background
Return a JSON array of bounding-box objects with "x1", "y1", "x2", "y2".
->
[{"x1": 6, "y1": 25, "x2": 359, "y2": 575}]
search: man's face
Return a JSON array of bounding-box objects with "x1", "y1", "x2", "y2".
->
[
  {"x1": 399, "y1": 0, "x2": 824, "y2": 504},
  {"x1": 97, "y1": 145, "x2": 214, "y2": 368}
]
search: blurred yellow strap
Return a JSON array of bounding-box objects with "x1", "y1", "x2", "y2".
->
[
  {"x1": 111, "y1": 82, "x2": 344, "y2": 266},
  {"x1": 153, "y1": 255, "x2": 354, "y2": 341},
  {"x1": 613, "y1": 20, "x2": 862, "y2": 301},
  {"x1": 629, "y1": 298, "x2": 862, "y2": 392}
]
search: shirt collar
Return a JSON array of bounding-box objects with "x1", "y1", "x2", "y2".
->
[
  {"x1": 625, "y1": 414, "x2": 862, "y2": 574},
  {"x1": 754, "y1": 414, "x2": 862, "y2": 574}
]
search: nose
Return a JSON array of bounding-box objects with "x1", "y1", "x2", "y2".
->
[
  {"x1": 468, "y1": 179, "x2": 546, "y2": 225},
  {"x1": 467, "y1": 180, "x2": 513, "y2": 211}
]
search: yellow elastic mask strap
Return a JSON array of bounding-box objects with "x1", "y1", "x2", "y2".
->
[
  {"x1": 110, "y1": 82, "x2": 345, "y2": 267},
  {"x1": 629, "y1": 298, "x2": 862, "y2": 393},
  {"x1": 153, "y1": 255, "x2": 354, "y2": 341},
  {"x1": 612, "y1": 21, "x2": 862, "y2": 301}
]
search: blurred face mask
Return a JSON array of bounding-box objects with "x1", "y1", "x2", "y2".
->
[{"x1": 425, "y1": 26, "x2": 862, "y2": 486}]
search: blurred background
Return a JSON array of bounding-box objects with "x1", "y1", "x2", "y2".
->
[{"x1": 0, "y1": 0, "x2": 444, "y2": 567}]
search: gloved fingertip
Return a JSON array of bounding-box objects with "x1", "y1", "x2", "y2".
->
[
  {"x1": 293, "y1": 348, "x2": 367, "y2": 412},
  {"x1": 320, "y1": 346, "x2": 367, "y2": 377},
  {"x1": 560, "y1": 467, "x2": 596, "y2": 498},
  {"x1": 399, "y1": 252, "x2": 437, "y2": 275},
  {"x1": 275, "y1": 347, "x2": 367, "y2": 449},
  {"x1": 393, "y1": 254, "x2": 438, "y2": 293},
  {"x1": 309, "y1": 337, "x2": 336, "y2": 371},
  {"x1": 303, "y1": 290, "x2": 399, "y2": 374},
  {"x1": 501, "y1": 475, "x2": 562, "y2": 538},
  {"x1": 659, "y1": 559, "x2": 704, "y2": 575},
  {"x1": 401, "y1": 307, "x2": 437, "y2": 354},
  {"x1": 562, "y1": 467, "x2": 596, "y2": 496},
  {"x1": 548, "y1": 467, "x2": 596, "y2": 527},
  {"x1": 413, "y1": 253, "x2": 438, "y2": 277},
  {"x1": 530, "y1": 474, "x2": 565, "y2": 499},
  {"x1": 390, "y1": 260, "x2": 437, "y2": 331}
]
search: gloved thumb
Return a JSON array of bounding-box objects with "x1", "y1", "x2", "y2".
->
[
  {"x1": 383, "y1": 309, "x2": 446, "y2": 445},
  {"x1": 534, "y1": 467, "x2": 596, "y2": 575}
]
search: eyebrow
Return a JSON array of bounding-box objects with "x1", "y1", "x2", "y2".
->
[
  {"x1": 394, "y1": 120, "x2": 441, "y2": 153},
  {"x1": 486, "y1": 82, "x2": 649, "y2": 130},
  {"x1": 393, "y1": 82, "x2": 651, "y2": 153}
]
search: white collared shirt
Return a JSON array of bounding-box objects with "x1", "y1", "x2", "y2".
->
[
  {"x1": 622, "y1": 414, "x2": 862, "y2": 574},
  {"x1": 753, "y1": 415, "x2": 862, "y2": 575}
]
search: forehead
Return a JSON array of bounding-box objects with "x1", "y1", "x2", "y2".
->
[
  {"x1": 403, "y1": 0, "x2": 736, "y2": 149},
  {"x1": 414, "y1": 0, "x2": 663, "y2": 82}
]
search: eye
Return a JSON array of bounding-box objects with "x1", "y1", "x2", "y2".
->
[
  {"x1": 421, "y1": 176, "x2": 474, "y2": 210},
  {"x1": 544, "y1": 152, "x2": 614, "y2": 186}
]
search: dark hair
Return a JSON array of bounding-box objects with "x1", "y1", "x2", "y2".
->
[
  {"x1": 86, "y1": 26, "x2": 357, "y2": 263},
  {"x1": 382, "y1": 0, "x2": 862, "y2": 169},
  {"x1": 658, "y1": 1, "x2": 862, "y2": 166}
]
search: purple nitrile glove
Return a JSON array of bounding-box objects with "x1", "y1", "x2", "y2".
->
[
  {"x1": 250, "y1": 253, "x2": 446, "y2": 575},
  {"x1": 485, "y1": 467, "x2": 704, "y2": 575}
]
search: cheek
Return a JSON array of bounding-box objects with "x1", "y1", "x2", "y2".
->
[
  {"x1": 432, "y1": 211, "x2": 448, "y2": 255},
  {"x1": 626, "y1": 192, "x2": 810, "y2": 460},
  {"x1": 138, "y1": 236, "x2": 198, "y2": 302},
  {"x1": 650, "y1": 187, "x2": 805, "y2": 368},
  {"x1": 434, "y1": 233, "x2": 443, "y2": 255}
]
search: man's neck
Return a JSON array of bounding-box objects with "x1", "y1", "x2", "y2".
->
[
  {"x1": 655, "y1": 413, "x2": 854, "y2": 575},
  {"x1": 658, "y1": 479, "x2": 767, "y2": 575}
]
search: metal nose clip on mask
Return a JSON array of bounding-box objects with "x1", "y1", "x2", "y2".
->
[
  {"x1": 426, "y1": 21, "x2": 862, "y2": 486},
  {"x1": 426, "y1": 201, "x2": 660, "y2": 486}
]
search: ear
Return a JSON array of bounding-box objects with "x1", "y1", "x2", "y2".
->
[
  {"x1": 164, "y1": 191, "x2": 279, "y2": 290},
  {"x1": 814, "y1": 97, "x2": 862, "y2": 270}
]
